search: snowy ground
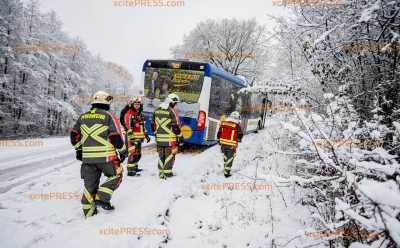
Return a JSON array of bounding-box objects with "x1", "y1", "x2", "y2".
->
[{"x1": 0, "y1": 116, "x2": 326, "y2": 248}]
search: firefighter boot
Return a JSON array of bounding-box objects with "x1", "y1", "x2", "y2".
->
[
  {"x1": 95, "y1": 200, "x2": 115, "y2": 211},
  {"x1": 127, "y1": 171, "x2": 136, "y2": 176}
]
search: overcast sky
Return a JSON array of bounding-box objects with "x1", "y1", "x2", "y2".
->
[{"x1": 35, "y1": 0, "x2": 289, "y2": 87}]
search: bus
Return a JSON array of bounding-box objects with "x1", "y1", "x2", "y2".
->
[{"x1": 140, "y1": 59, "x2": 268, "y2": 145}]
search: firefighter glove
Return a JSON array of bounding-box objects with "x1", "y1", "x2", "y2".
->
[
  {"x1": 76, "y1": 149, "x2": 82, "y2": 161},
  {"x1": 177, "y1": 135, "x2": 183, "y2": 145},
  {"x1": 172, "y1": 146, "x2": 179, "y2": 155},
  {"x1": 119, "y1": 152, "x2": 126, "y2": 163},
  {"x1": 145, "y1": 134, "x2": 151, "y2": 143},
  {"x1": 127, "y1": 129, "x2": 134, "y2": 140}
]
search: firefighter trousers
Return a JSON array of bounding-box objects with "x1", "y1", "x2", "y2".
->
[
  {"x1": 157, "y1": 146, "x2": 175, "y2": 179},
  {"x1": 127, "y1": 140, "x2": 142, "y2": 172},
  {"x1": 80, "y1": 161, "x2": 122, "y2": 218},
  {"x1": 221, "y1": 145, "x2": 236, "y2": 175}
]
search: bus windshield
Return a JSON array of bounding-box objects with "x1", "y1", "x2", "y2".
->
[
  {"x1": 144, "y1": 67, "x2": 204, "y2": 103},
  {"x1": 143, "y1": 63, "x2": 205, "y2": 117}
]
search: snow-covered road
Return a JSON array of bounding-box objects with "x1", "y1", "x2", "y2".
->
[{"x1": 0, "y1": 118, "x2": 322, "y2": 248}]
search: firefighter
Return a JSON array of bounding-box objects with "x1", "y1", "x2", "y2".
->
[
  {"x1": 70, "y1": 91, "x2": 126, "y2": 218},
  {"x1": 120, "y1": 96, "x2": 150, "y2": 176},
  {"x1": 217, "y1": 111, "x2": 243, "y2": 178},
  {"x1": 152, "y1": 93, "x2": 182, "y2": 179}
]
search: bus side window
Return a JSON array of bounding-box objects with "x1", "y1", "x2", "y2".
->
[
  {"x1": 208, "y1": 76, "x2": 221, "y2": 119},
  {"x1": 209, "y1": 75, "x2": 236, "y2": 119}
]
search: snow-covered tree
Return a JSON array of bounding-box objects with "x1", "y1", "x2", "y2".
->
[
  {"x1": 171, "y1": 18, "x2": 269, "y2": 85},
  {"x1": 0, "y1": 0, "x2": 134, "y2": 137},
  {"x1": 272, "y1": 1, "x2": 400, "y2": 246}
]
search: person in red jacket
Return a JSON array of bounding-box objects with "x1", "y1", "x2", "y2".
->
[
  {"x1": 217, "y1": 111, "x2": 243, "y2": 178},
  {"x1": 120, "y1": 96, "x2": 150, "y2": 176}
]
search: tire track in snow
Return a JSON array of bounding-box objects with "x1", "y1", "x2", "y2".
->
[{"x1": 0, "y1": 153, "x2": 76, "y2": 194}]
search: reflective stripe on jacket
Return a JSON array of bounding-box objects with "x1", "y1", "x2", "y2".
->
[
  {"x1": 124, "y1": 109, "x2": 146, "y2": 140},
  {"x1": 131, "y1": 113, "x2": 146, "y2": 140},
  {"x1": 153, "y1": 107, "x2": 181, "y2": 147},
  {"x1": 70, "y1": 108, "x2": 126, "y2": 163},
  {"x1": 218, "y1": 121, "x2": 243, "y2": 148}
]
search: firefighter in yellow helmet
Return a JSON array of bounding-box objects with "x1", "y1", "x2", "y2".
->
[
  {"x1": 217, "y1": 111, "x2": 243, "y2": 177},
  {"x1": 120, "y1": 96, "x2": 150, "y2": 176},
  {"x1": 70, "y1": 91, "x2": 126, "y2": 218},
  {"x1": 151, "y1": 93, "x2": 182, "y2": 179}
]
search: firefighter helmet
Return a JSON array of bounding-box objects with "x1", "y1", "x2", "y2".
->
[
  {"x1": 91, "y1": 91, "x2": 113, "y2": 105},
  {"x1": 229, "y1": 111, "x2": 241, "y2": 120},
  {"x1": 167, "y1": 93, "x2": 180, "y2": 103},
  {"x1": 129, "y1": 96, "x2": 142, "y2": 105}
]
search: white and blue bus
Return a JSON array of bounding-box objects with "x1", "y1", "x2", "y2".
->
[{"x1": 140, "y1": 60, "x2": 268, "y2": 145}]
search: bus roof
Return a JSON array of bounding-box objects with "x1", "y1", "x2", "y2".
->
[{"x1": 142, "y1": 59, "x2": 247, "y2": 88}]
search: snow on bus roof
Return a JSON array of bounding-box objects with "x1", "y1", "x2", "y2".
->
[
  {"x1": 206, "y1": 63, "x2": 247, "y2": 88},
  {"x1": 239, "y1": 84, "x2": 298, "y2": 94},
  {"x1": 142, "y1": 59, "x2": 248, "y2": 88}
]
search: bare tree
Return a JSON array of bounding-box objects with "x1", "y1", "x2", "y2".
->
[{"x1": 171, "y1": 18, "x2": 269, "y2": 85}]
